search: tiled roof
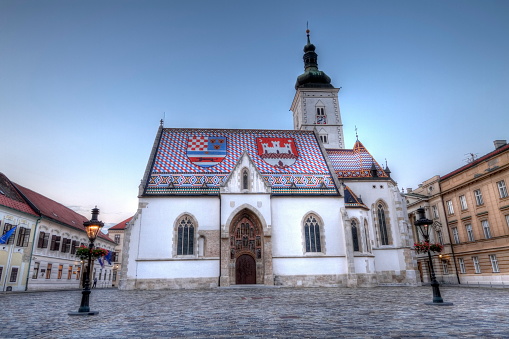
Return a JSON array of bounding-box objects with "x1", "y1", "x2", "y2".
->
[
  {"x1": 109, "y1": 216, "x2": 133, "y2": 230},
  {"x1": 145, "y1": 128, "x2": 338, "y2": 195},
  {"x1": 344, "y1": 185, "x2": 368, "y2": 209},
  {"x1": 14, "y1": 184, "x2": 114, "y2": 243},
  {"x1": 326, "y1": 140, "x2": 388, "y2": 179},
  {"x1": 0, "y1": 173, "x2": 38, "y2": 216},
  {"x1": 441, "y1": 143, "x2": 509, "y2": 181}
]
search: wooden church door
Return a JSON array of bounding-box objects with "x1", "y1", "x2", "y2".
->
[{"x1": 235, "y1": 254, "x2": 256, "y2": 284}]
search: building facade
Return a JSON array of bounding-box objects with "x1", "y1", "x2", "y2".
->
[
  {"x1": 0, "y1": 173, "x2": 39, "y2": 292},
  {"x1": 407, "y1": 140, "x2": 509, "y2": 286},
  {"x1": 120, "y1": 31, "x2": 417, "y2": 290},
  {"x1": 0, "y1": 172, "x2": 116, "y2": 291},
  {"x1": 107, "y1": 216, "x2": 132, "y2": 287}
]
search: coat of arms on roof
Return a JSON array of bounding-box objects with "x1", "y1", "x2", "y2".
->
[
  {"x1": 256, "y1": 137, "x2": 298, "y2": 169},
  {"x1": 187, "y1": 136, "x2": 227, "y2": 168}
]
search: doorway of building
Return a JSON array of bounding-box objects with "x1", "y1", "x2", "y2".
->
[{"x1": 235, "y1": 254, "x2": 256, "y2": 284}]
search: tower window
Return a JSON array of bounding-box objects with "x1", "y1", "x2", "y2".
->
[
  {"x1": 319, "y1": 135, "x2": 328, "y2": 143},
  {"x1": 315, "y1": 107, "x2": 326, "y2": 124},
  {"x1": 242, "y1": 169, "x2": 249, "y2": 190}
]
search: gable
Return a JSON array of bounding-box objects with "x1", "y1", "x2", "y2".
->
[{"x1": 144, "y1": 128, "x2": 338, "y2": 196}]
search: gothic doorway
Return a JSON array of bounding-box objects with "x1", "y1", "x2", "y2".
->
[
  {"x1": 236, "y1": 254, "x2": 256, "y2": 284},
  {"x1": 229, "y1": 211, "x2": 263, "y2": 284}
]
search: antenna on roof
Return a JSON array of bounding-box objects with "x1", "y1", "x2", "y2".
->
[{"x1": 464, "y1": 153, "x2": 478, "y2": 164}]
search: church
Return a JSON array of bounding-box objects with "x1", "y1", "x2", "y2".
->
[{"x1": 120, "y1": 31, "x2": 417, "y2": 290}]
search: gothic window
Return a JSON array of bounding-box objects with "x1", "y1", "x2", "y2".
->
[
  {"x1": 351, "y1": 220, "x2": 360, "y2": 252},
  {"x1": 242, "y1": 169, "x2": 249, "y2": 190},
  {"x1": 176, "y1": 215, "x2": 195, "y2": 256},
  {"x1": 315, "y1": 106, "x2": 326, "y2": 124},
  {"x1": 319, "y1": 134, "x2": 328, "y2": 144},
  {"x1": 376, "y1": 202, "x2": 390, "y2": 245},
  {"x1": 364, "y1": 220, "x2": 371, "y2": 252},
  {"x1": 304, "y1": 214, "x2": 322, "y2": 253}
]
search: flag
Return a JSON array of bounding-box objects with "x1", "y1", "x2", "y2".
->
[
  {"x1": 98, "y1": 256, "x2": 104, "y2": 268},
  {"x1": 104, "y1": 251, "x2": 113, "y2": 265},
  {"x1": 0, "y1": 226, "x2": 17, "y2": 244}
]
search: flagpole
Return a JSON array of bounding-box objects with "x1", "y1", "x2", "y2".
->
[{"x1": 2, "y1": 236, "x2": 16, "y2": 292}]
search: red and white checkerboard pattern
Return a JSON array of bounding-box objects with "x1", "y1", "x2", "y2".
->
[{"x1": 187, "y1": 136, "x2": 208, "y2": 151}]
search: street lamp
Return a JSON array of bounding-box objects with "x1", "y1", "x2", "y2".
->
[
  {"x1": 69, "y1": 207, "x2": 104, "y2": 316},
  {"x1": 414, "y1": 207, "x2": 453, "y2": 306}
]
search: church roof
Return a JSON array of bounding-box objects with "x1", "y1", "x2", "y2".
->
[
  {"x1": 14, "y1": 184, "x2": 115, "y2": 243},
  {"x1": 144, "y1": 128, "x2": 339, "y2": 196},
  {"x1": 109, "y1": 216, "x2": 133, "y2": 230},
  {"x1": 326, "y1": 140, "x2": 389, "y2": 179},
  {"x1": 344, "y1": 185, "x2": 368, "y2": 209},
  {"x1": 0, "y1": 173, "x2": 38, "y2": 216}
]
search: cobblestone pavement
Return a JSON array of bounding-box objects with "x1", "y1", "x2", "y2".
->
[{"x1": 1, "y1": 286, "x2": 508, "y2": 338}]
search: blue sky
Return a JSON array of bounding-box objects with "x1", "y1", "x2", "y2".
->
[{"x1": 1, "y1": 0, "x2": 508, "y2": 225}]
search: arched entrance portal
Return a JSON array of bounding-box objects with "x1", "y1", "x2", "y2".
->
[{"x1": 229, "y1": 211, "x2": 263, "y2": 284}]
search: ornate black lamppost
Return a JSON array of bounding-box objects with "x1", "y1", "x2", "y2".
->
[
  {"x1": 414, "y1": 207, "x2": 453, "y2": 306},
  {"x1": 69, "y1": 207, "x2": 104, "y2": 316}
]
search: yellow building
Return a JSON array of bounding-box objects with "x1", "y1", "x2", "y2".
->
[{"x1": 407, "y1": 140, "x2": 509, "y2": 286}]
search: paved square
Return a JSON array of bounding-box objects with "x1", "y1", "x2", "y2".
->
[{"x1": 1, "y1": 286, "x2": 508, "y2": 338}]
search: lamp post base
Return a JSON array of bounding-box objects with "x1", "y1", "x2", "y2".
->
[
  {"x1": 68, "y1": 311, "x2": 99, "y2": 316},
  {"x1": 424, "y1": 302, "x2": 454, "y2": 306}
]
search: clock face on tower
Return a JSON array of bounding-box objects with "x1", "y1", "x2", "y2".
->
[{"x1": 316, "y1": 115, "x2": 326, "y2": 124}]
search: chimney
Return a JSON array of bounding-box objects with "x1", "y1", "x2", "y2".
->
[
  {"x1": 407, "y1": 188, "x2": 413, "y2": 193},
  {"x1": 494, "y1": 140, "x2": 507, "y2": 149}
]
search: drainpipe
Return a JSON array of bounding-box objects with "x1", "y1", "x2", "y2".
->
[{"x1": 25, "y1": 216, "x2": 42, "y2": 291}]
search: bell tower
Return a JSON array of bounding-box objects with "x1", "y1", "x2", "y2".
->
[{"x1": 290, "y1": 29, "x2": 344, "y2": 149}]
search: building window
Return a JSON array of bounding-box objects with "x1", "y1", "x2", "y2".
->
[
  {"x1": 71, "y1": 240, "x2": 79, "y2": 254},
  {"x1": 446, "y1": 200, "x2": 454, "y2": 215},
  {"x1": 506, "y1": 215, "x2": 509, "y2": 229},
  {"x1": 452, "y1": 227, "x2": 460, "y2": 244},
  {"x1": 114, "y1": 234, "x2": 121, "y2": 244},
  {"x1": 2, "y1": 223, "x2": 16, "y2": 244},
  {"x1": 474, "y1": 189, "x2": 484, "y2": 206},
  {"x1": 315, "y1": 106, "x2": 326, "y2": 124},
  {"x1": 458, "y1": 258, "x2": 466, "y2": 274},
  {"x1": 0, "y1": 266, "x2": 3, "y2": 280},
  {"x1": 50, "y1": 235, "x2": 61, "y2": 251},
  {"x1": 57, "y1": 265, "x2": 63, "y2": 279},
  {"x1": 497, "y1": 180, "x2": 508, "y2": 198},
  {"x1": 459, "y1": 195, "x2": 468, "y2": 210},
  {"x1": 472, "y1": 256, "x2": 481, "y2": 274},
  {"x1": 67, "y1": 265, "x2": 73, "y2": 279},
  {"x1": 46, "y1": 264, "x2": 52, "y2": 279},
  {"x1": 176, "y1": 215, "x2": 195, "y2": 255},
  {"x1": 377, "y1": 203, "x2": 390, "y2": 245},
  {"x1": 76, "y1": 266, "x2": 81, "y2": 280},
  {"x1": 37, "y1": 232, "x2": 49, "y2": 248},
  {"x1": 466, "y1": 224, "x2": 475, "y2": 242},
  {"x1": 436, "y1": 230, "x2": 443, "y2": 245},
  {"x1": 32, "y1": 262, "x2": 40, "y2": 279},
  {"x1": 351, "y1": 220, "x2": 360, "y2": 252},
  {"x1": 363, "y1": 220, "x2": 371, "y2": 253},
  {"x1": 432, "y1": 205, "x2": 439, "y2": 219},
  {"x1": 304, "y1": 214, "x2": 322, "y2": 252},
  {"x1": 489, "y1": 255, "x2": 500, "y2": 273},
  {"x1": 319, "y1": 134, "x2": 328, "y2": 144},
  {"x1": 15, "y1": 227, "x2": 31, "y2": 247},
  {"x1": 441, "y1": 261, "x2": 449, "y2": 275},
  {"x1": 242, "y1": 169, "x2": 249, "y2": 190},
  {"x1": 9, "y1": 267, "x2": 18, "y2": 282},
  {"x1": 61, "y1": 238, "x2": 71, "y2": 253},
  {"x1": 481, "y1": 220, "x2": 492, "y2": 239}
]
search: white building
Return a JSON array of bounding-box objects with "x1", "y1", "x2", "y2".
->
[{"x1": 120, "y1": 31, "x2": 417, "y2": 290}]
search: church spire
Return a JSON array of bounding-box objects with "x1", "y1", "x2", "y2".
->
[{"x1": 295, "y1": 28, "x2": 333, "y2": 90}]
